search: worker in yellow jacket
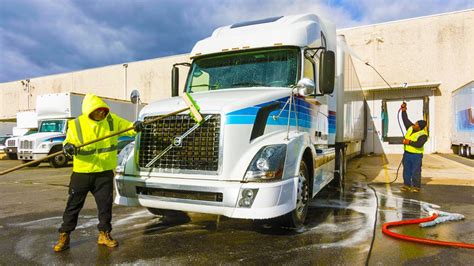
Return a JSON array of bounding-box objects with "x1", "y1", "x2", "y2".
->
[
  {"x1": 400, "y1": 102, "x2": 428, "y2": 193},
  {"x1": 54, "y1": 93, "x2": 144, "y2": 252}
]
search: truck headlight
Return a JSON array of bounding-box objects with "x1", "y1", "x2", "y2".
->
[
  {"x1": 244, "y1": 144, "x2": 286, "y2": 182},
  {"x1": 116, "y1": 141, "x2": 135, "y2": 175}
]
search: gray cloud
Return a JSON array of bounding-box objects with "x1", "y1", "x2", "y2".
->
[{"x1": 0, "y1": 0, "x2": 472, "y2": 83}]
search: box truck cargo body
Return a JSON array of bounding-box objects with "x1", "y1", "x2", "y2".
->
[
  {"x1": 452, "y1": 81, "x2": 474, "y2": 158},
  {"x1": 17, "y1": 92, "x2": 141, "y2": 167},
  {"x1": 3, "y1": 111, "x2": 38, "y2": 160},
  {"x1": 115, "y1": 14, "x2": 366, "y2": 227}
]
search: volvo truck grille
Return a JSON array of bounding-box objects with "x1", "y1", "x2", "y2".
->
[
  {"x1": 20, "y1": 140, "x2": 33, "y2": 149},
  {"x1": 139, "y1": 114, "x2": 221, "y2": 171}
]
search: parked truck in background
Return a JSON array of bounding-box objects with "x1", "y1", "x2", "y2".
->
[
  {"x1": 115, "y1": 14, "x2": 366, "y2": 227},
  {"x1": 3, "y1": 111, "x2": 38, "y2": 160},
  {"x1": 17, "y1": 92, "x2": 141, "y2": 167},
  {"x1": 452, "y1": 81, "x2": 474, "y2": 158}
]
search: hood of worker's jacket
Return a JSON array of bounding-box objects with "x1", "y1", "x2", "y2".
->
[{"x1": 82, "y1": 93, "x2": 110, "y2": 119}]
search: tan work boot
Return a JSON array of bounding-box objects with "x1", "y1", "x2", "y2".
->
[
  {"x1": 400, "y1": 185, "x2": 411, "y2": 192},
  {"x1": 98, "y1": 231, "x2": 118, "y2": 247},
  {"x1": 53, "y1": 232, "x2": 70, "y2": 252},
  {"x1": 411, "y1": 187, "x2": 421, "y2": 193}
]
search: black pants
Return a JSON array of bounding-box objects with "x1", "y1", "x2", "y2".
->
[{"x1": 59, "y1": 170, "x2": 114, "y2": 233}]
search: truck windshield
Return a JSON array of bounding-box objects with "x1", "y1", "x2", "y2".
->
[
  {"x1": 0, "y1": 136, "x2": 8, "y2": 145},
  {"x1": 39, "y1": 120, "x2": 65, "y2": 133},
  {"x1": 186, "y1": 47, "x2": 299, "y2": 92}
]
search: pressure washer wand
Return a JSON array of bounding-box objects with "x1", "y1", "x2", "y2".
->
[{"x1": 0, "y1": 93, "x2": 203, "y2": 176}]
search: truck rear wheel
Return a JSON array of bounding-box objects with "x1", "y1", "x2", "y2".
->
[
  {"x1": 459, "y1": 145, "x2": 465, "y2": 157},
  {"x1": 466, "y1": 146, "x2": 472, "y2": 159},
  {"x1": 49, "y1": 146, "x2": 68, "y2": 168},
  {"x1": 280, "y1": 160, "x2": 310, "y2": 228}
]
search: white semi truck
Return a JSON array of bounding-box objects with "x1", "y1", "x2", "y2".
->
[
  {"x1": 452, "y1": 81, "x2": 474, "y2": 158},
  {"x1": 17, "y1": 92, "x2": 141, "y2": 167},
  {"x1": 3, "y1": 111, "x2": 38, "y2": 160},
  {"x1": 115, "y1": 14, "x2": 365, "y2": 227}
]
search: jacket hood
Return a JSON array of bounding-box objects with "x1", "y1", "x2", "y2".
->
[{"x1": 82, "y1": 94, "x2": 110, "y2": 117}]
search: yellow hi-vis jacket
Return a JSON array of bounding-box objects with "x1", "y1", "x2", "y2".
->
[
  {"x1": 404, "y1": 126, "x2": 428, "y2": 154},
  {"x1": 64, "y1": 94, "x2": 136, "y2": 173}
]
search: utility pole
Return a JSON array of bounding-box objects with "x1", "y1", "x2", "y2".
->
[
  {"x1": 21, "y1": 79, "x2": 32, "y2": 110},
  {"x1": 123, "y1": 64, "x2": 128, "y2": 100}
]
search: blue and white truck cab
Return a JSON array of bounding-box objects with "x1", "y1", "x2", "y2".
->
[{"x1": 115, "y1": 14, "x2": 365, "y2": 227}]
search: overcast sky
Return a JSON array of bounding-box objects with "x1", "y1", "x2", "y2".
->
[{"x1": 1, "y1": 0, "x2": 473, "y2": 83}]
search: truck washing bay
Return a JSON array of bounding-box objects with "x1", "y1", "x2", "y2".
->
[{"x1": 0, "y1": 13, "x2": 473, "y2": 265}]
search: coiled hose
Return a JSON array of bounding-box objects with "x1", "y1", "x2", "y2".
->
[{"x1": 382, "y1": 213, "x2": 474, "y2": 249}]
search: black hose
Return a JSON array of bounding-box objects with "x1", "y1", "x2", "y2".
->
[{"x1": 365, "y1": 183, "x2": 379, "y2": 266}]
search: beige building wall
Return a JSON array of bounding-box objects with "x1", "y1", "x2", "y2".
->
[
  {"x1": 339, "y1": 9, "x2": 474, "y2": 153},
  {"x1": 0, "y1": 54, "x2": 190, "y2": 120}
]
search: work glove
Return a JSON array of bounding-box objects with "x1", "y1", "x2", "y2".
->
[
  {"x1": 63, "y1": 143, "x2": 77, "y2": 159},
  {"x1": 402, "y1": 139, "x2": 410, "y2": 145},
  {"x1": 133, "y1": 121, "x2": 144, "y2": 132},
  {"x1": 400, "y1": 102, "x2": 407, "y2": 112}
]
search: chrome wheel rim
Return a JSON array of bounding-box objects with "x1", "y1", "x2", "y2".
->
[{"x1": 295, "y1": 167, "x2": 309, "y2": 219}]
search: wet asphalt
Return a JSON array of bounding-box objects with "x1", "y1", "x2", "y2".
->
[{"x1": 0, "y1": 160, "x2": 473, "y2": 265}]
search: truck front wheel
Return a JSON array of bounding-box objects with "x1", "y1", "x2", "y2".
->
[
  {"x1": 49, "y1": 146, "x2": 68, "y2": 168},
  {"x1": 280, "y1": 160, "x2": 310, "y2": 228}
]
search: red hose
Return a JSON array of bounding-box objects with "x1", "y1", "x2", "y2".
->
[{"x1": 382, "y1": 213, "x2": 474, "y2": 249}]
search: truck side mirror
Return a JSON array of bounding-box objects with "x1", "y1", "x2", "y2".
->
[
  {"x1": 130, "y1": 89, "x2": 140, "y2": 104},
  {"x1": 171, "y1": 66, "x2": 179, "y2": 97},
  {"x1": 319, "y1": 50, "x2": 335, "y2": 94}
]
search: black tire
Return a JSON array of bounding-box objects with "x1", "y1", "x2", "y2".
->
[
  {"x1": 280, "y1": 160, "x2": 310, "y2": 228},
  {"x1": 22, "y1": 160, "x2": 41, "y2": 167},
  {"x1": 6, "y1": 153, "x2": 17, "y2": 160},
  {"x1": 459, "y1": 145, "x2": 465, "y2": 157},
  {"x1": 49, "y1": 153, "x2": 68, "y2": 168},
  {"x1": 466, "y1": 146, "x2": 472, "y2": 159},
  {"x1": 49, "y1": 146, "x2": 68, "y2": 168}
]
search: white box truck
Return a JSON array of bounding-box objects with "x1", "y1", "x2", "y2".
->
[
  {"x1": 115, "y1": 14, "x2": 365, "y2": 227},
  {"x1": 17, "y1": 92, "x2": 141, "y2": 167},
  {"x1": 452, "y1": 81, "x2": 474, "y2": 158},
  {"x1": 3, "y1": 111, "x2": 38, "y2": 160}
]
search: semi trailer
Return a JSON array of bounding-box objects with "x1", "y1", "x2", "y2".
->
[
  {"x1": 115, "y1": 14, "x2": 365, "y2": 227},
  {"x1": 17, "y1": 92, "x2": 141, "y2": 167},
  {"x1": 452, "y1": 81, "x2": 474, "y2": 158}
]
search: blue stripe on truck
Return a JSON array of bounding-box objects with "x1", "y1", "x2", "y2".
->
[{"x1": 226, "y1": 97, "x2": 333, "y2": 129}]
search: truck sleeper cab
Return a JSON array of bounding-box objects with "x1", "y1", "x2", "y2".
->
[{"x1": 115, "y1": 14, "x2": 364, "y2": 227}]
